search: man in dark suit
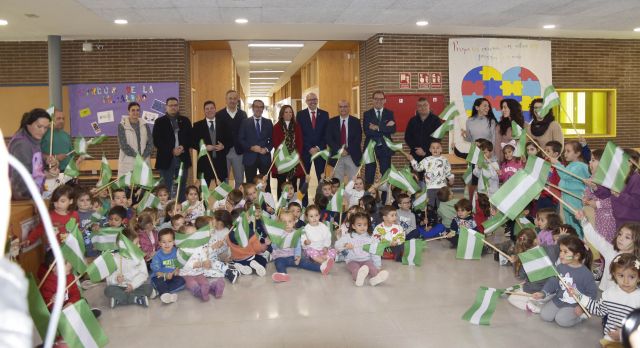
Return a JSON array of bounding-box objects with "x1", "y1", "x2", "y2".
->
[
  {"x1": 238, "y1": 99, "x2": 273, "y2": 191},
  {"x1": 215, "y1": 90, "x2": 247, "y2": 188},
  {"x1": 296, "y1": 93, "x2": 329, "y2": 196},
  {"x1": 326, "y1": 100, "x2": 362, "y2": 182},
  {"x1": 152, "y1": 97, "x2": 192, "y2": 201},
  {"x1": 363, "y1": 90, "x2": 396, "y2": 186},
  {"x1": 404, "y1": 97, "x2": 441, "y2": 181},
  {"x1": 192, "y1": 100, "x2": 230, "y2": 187}
]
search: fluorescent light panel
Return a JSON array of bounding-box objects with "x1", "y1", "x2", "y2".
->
[
  {"x1": 250, "y1": 60, "x2": 292, "y2": 64},
  {"x1": 250, "y1": 77, "x2": 279, "y2": 80},
  {"x1": 248, "y1": 43, "x2": 304, "y2": 48},
  {"x1": 250, "y1": 70, "x2": 284, "y2": 73}
]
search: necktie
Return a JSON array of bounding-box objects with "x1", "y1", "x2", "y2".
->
[
  {"x1": 376, "y1": 109, "x2": 381, "y2": 121},
  {"x1": 311, "y1": 110, "x2": 316, "y2": 129},
  {"x1": 209, "y1": 120, "x2": 216, "y2": 158},
  {"x1": 340, "y1": 119, "x2": 347, "y2": 146},
  {"x1": 255, "y1": 118, "x2": 261, "y2": 136}
]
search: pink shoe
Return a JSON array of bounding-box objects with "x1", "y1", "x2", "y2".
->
[
  {"x1": 272, "y1": 272, "x2": 290, "y2": 282},
  {"x1": 192, "y1": 285, "x2": 210, "y2": 302},
  {"x1": 209, "y1": 278, "x2": 225, "y2": 299},
  {"x1": 320, "y1": 258, "x2": 335, "y2": 275}
]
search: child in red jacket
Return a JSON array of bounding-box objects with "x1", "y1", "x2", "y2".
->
[{"x1": 23, "y1": 185, "x2": 79, "y2": 248}]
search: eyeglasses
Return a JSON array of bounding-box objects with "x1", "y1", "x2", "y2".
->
[{"x1": 167, "y1": 104, "x2": 179, "y2": 107}]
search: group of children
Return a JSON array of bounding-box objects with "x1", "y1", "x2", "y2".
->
[{"x1": 23, "y1": 134, "x2": 640, "y2": 347}]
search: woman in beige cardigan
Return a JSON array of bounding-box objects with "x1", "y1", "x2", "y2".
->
[
  {"x1": 117, "y1": 102, "x2": 153, "y2": 176},
  {"x1": 525, "y1": 98, "x2": 564, "y2": 151}
]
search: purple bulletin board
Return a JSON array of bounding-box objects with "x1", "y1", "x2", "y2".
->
[{"x1": 68, "y1": 82, "x2": 180, "y2": 137}]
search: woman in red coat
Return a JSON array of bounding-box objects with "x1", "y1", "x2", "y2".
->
[{"x1": 272, "y1": 105, "x2": 304, "y2": 196}]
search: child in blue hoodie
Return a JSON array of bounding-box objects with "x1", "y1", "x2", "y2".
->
[{"x1": 151, "y1": 228, "x2": 185, "y2": 304}]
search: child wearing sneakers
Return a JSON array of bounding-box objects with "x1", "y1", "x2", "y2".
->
[
  {"x1": 150, "y1": 228, "x2": 186, "y2": 304},
  {"x1": 105, "y1": 229, "x2": 152, "y2": 308},
  {"x1": 177, "y1": 225, "x2": 226, "y2": 301},
  {"x1": 336, "y1": 212, "x2": 389, "y2": 286},
  {"x1": 226, "y1": 205, "x2": 270, "y2": 277},
  {"x1": 301, "y1": 205, "x2": 336, "y2": 275}
]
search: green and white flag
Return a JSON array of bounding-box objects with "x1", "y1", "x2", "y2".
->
[
  {"x1": 275, "y1": 144, "x2": 300, "y2": 173},
  {"x1": 62, "y1": 231, "x2": 87, "y2": 274},
  {"x1": 514, "y1": 215, "x2": 535, "y2": 236},
  {"x1": 463, "y1": 164, "x2": 473, "y2": 184},
  {"x1": 402, "y1": 239, "x2": 425, "y2": 266},
  {"x1": 176, "y1": 248, "x2": 193, "y2": 268},
  {"x1": 456, "y1": 227, "x2": 485, "y2": 260},
  {"x1": 91, "y1": 227, "x2": 122, "y2": 252},
  {"x1": 383, "y1": 137, "x2": 403, "y2": 152},
  {"x1": 593, "y1": 141, "x2": 632, "y2": 193},
  {"x1": 199, "y1": 174, "x2": 210, "y2": 204},
  {"x1": 439, "y1": 102, "x2": 460, "y2": 122},
  {"x1": 327, "y1": 184, "x2": 344, "y2": 212},
  {"x1": 111, "y1": 172, "x2": 132, "y2": 189},
  {"x1": 362, "y1": 240, "x2": 390, "y2": 256},
  {"x1": 90, "y1": 207, "x2": 106, "y2": 224},
  {"x1": 412, "y1": 189, "x2": 428, "y2": 211},
  {"x1": 86, "y1": 252, "x2": 117, "y2": 282},
  {"x1": 280, "y1": 229, "x2": 303, "y2": 249},
  {"x1": 176, "y1": 162, "x2": 184, "y2": 187},
  {"x1": 263, "y1": 217, "x2": 286, "y2": 240},
  {"x1": 132, "y1": 155, "x2": 155, "y2": 188},
  {"x1": 513, "y1": 127, "x2": 527, "y2": 158},
  {"x1": 198, "y1": 139, "x2": 209, "y2": 159},
  {"x1": 511, "y1": 120, "x2": 523, "y2": 139},
  {"x1": 96, "y1": 155, "x2": 112, "y2": 187},
  {"x1": 482, "y1": 212, "x2": 509, "y2": 234},
  {"x1": 462, "y1": 286, "x2": 502, "y2": 325},
  {"x1": 87, "y1": 135, "x2": 107, "y2": 146},
  {"x1": 466, "y1": 143, "x2": 482, "y2": 165},
  {"x1": 212, "y1": 181, "x2": 233, "y2": 200},
  {"x1": 117, "y1": 233, "x2": 144, "y2": 262},
  {"x1": 331, "y1": 145, "x2": 345, "y2": 160},
  {"x1": 136, "y1": 191, "x2": 160, "y2": 214},
  {"x1": 46, "y1": 105, "x2": 55, "y2": 116},
  {"x1": 490, "y1": 155, "x2": 550, "y2": 219},
  {"x1": 388, "y1": 166, "x2": 420, "y2": 194},
  {"x1": 27, "y1": 273, "x2": 51, "y2": 340},
  {"x1": 175, "y1": 225, "x2": 210, "y2": 249},
  {"x1": 361, "y1": 140, "x2": 377, "y2": 165},
  {"x1": 58, "y1": 299, "x2": 109, "y2": 348},
  {"x1": 311, "y1": 147, "x2": 331, "y2": 161},
  {"x1": 64, "y1": 156, "x2": 80, "y2": 178},
  {"x1": 431, "y1": 120, "x2": 454, "y2": 139},
  {"x1": 233, "y1": 213, "x2": 251, "y2": 248},
  {"x1": 539, "y1": 85, "x2": 560, "y2": 119},
  {"x1": 73, "y1": 137, "x2": 90, "y2": 157},
  {"x1": 518, "y1": 246, "x2": 558, "y2": 282}
]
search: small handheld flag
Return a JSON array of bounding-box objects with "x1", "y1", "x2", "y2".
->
[
  {"x1": 402, "y1": 239, "x2": 425, "y2": 266},
  {"x1": 456, "y1": 227, "x2": 484, "y2": 260},
  {"x1": 462, "y1": 287, "x2": 503, "y2": 325}
]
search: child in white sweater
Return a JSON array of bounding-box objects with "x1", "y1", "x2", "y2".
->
[
  {"x1": 178, "y1": 225, "x2": 226, "y2": 301},
  {"x1": 345, "y1": 176, "x2": 366, "y2": 208},
  {"x1": 472, "y1": 140, "x2": 500, "y2": 196},
  {"x1": 410, "y1": 140, "x2": 454, "y2": 210},
  {"x1": 105, "y1": 230, "x2": 152, "y2": 308},
  {"x1": 372, "y1": 205, "x2": 406, "y2": 262},
  {"x1": 301, "y1": 205, "x2": 336, "y2": 275}
]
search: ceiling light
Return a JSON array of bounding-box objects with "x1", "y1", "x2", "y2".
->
[
  {"x1": 416, "y1": 20, "x2": 428, "y2": 26},
  {"x1": 248, "y1": 43, "x2": 304, "y2": 48},
  {"x1": 250, "y1": 70, "x2": 284, "y2": 73},
  {"x1": 114, "y1": 19, "x2": 128, "y2": 25},
  {"x1": 543, "y1": 24, "x2": 556, "y2": 29},
  {"x1": 250, "y1": 77, "x2": 279, "y2": 80},
  {"x1": 235, "y1": 18, "x2": 248, "y2": 24},
  {"x1": 634, "y1": 27, "x2": 640, "y2": 32},
  {"x1": 0, "y1": 19, "x2": 8, "y2": 26},
  {"x1": 251, "y1": 82, "x2": 275, "y2": 85},
  {"x1": 250, "y1": 60, "x2": 292, "y2": 64}
]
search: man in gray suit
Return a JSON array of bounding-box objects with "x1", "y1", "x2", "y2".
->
[{"x1": 216, "y1": 90, "x2": 247, "y2": 188}]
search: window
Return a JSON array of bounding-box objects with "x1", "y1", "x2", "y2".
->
[{"x1": 552, "y1": 89, "x2": 616, "y2": 137}]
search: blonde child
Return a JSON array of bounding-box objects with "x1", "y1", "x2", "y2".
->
[
  {"x1": 136, "y1": 213, "x2": 159, "y2": 266},
  {"x1": 301, "y1": 205, "x2": 336, "y2": 275},
  {"x1": 345, "y1": 176, "x2": 366, "y2": 208},
  {"x1": 335, "y1": 212, "x2": 389, "y2": 286},
  {"x1": 23, "y1": 184, "x2": 79, "y2": 248},
  {"x1": 532, "y1": 235, "x2": 598, "y2": 328},
  {"x1": 549, "y1": 140, "x2": 590, "y2": 237},
  {"x1": 535, "y1": 208, "x2": 563, "y2": 247},
  {"x1": 583, "y1": 149, "x2": 617, "y2": 243},
  {"x1": 372, "y1": 205, "x2": 406, "y2": 262},
  {"x1": 177, "y1": 225, "x2": 225, "y2": 301},
  {"x1": 181, "y1": 185, "x2": 206, "y2": 223},
  {"x1": 105, "y1": 229, "x2": 152, "y2": 308}
]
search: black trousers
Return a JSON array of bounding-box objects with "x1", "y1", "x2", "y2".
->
[{"x1": 245, "y1": 161, "x2": 271, "y2": 192}]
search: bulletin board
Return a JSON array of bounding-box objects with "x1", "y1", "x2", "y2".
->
[
  {"x1": 68, "y1": 82, "x2": 179, "y2": 137},
  {"x1": 384, "y1": 94, "x2": 445, "y2": 132}
]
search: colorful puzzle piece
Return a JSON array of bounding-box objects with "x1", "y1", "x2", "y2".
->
[
  {"x1": 483, "y1": 79, "x2": 503, "y2": 97},
  {"x1": 501, "y1": 80, "x2": 523, "y2": 96},
  {"x1": 519, "y1": 67, "x2": 539, "y2": 81},
  {"x1": 462, "y1": 94, "x2": 481, "y2": 116},
  {"x1": 502, "y1": 67, "x2": 521, "y2": 82},
  {"x1": 464, "y1": 66, "x2": 484, "y2": 82},
  {"x1": 480, "y1": 66, "x2": 502, "y2": 81},
  {"x1": 462, "y1": 80, "x2": 485, "y2": 96},
  {"x1": 522, "y1": 80, "x2": 541, "y2": 97}
]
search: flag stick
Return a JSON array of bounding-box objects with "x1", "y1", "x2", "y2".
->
[
  {"x1": 481, "y1": 239, "x2": 511, "y2": 259},
  {"x1": 175, "y1": 177, "x2": 182, "y2": 210},
  {"x1": 108, "y1": 187, "x2": 113, "y2": 201},
  {"x1": 205, "y1": 152, "x2": 220, "y2": 183},
  {"x1": 558, "y1": 104, "x2": 580, "y2": 136},
  {"x1": 297, "y1": 160, "x2": 309, "y2": 176},
  {"x1": 525, "y1": 133, "x2": 554, "y2": 159},
  {"x1": 423, "y1": 234, "x2": 452, "y2": 242},
  {"x1": 505, "y1": 291, "x2": 533, "y2": 297},
  {"x1": 64, "y1": 149, "x2": 76, "y2": 157},
  {"x1": 129, "y1": 183, "x2": 135, "y2": 201},
  {"x1": 38, "y1": 261, "x2": 56, "y2": 288},
  {"x1": 546, "y1": 182, "x2": 582, "y2": 201},
  {"x1": 553, "y1": 164, "x2": 588, "y2": 183},
  {"x1": 556, "y1": 274, "x2": 591, "y2": 318},
  {"x1": 46, "y1": 274, "x2": 84, "y2": 307},
  {"x1": 266, "y1": 155, "x2": 278, "y2": 176},
  {"x1": 543, "y1": 187, "x2": 578, "y2": 215},
  {"x1": 93, "y1": 177, "x2": 120, "y2": 195}
]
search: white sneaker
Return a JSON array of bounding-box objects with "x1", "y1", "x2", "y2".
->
[
  {"x1": 150, "y1": 288, "x2": 158, "y2": 299},
  {"x1": 160, "y1": 293, "x2": 173, "y2": 304},
  {"x1": 355, "y1": 265, "x2": 369, "y2": 287},
  {"x1": 369, "y1": 270, "x2": 389, "y2": 287},
  {"x1": 249, "y1": 260, "x2": 266, "y2": 277},
  {"x1": 235, "y1": 263, "x2": 253, "y2": 275}
]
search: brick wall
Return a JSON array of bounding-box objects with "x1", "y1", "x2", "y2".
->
[
  {"x1": 359, "y1": 34, "x2": 640, "y2": 173},
  {"x1": 1, "y1": 39, "x2": 190, "y2": 159}
]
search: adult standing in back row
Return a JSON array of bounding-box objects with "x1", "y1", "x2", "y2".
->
[
  {"x1": 297, "y1": 92, "x2": 329, "y2": 202},
  {"x1": 216, "y1": 90, "x2": 248, "y2": 189},
  {"x1": 404, "y1": 97, "x2": 442, "y2": 182},
  {"x1": 363, "y1": 90, "x2": 396, "y2": 187},
  {"x1": 461, "y1": 97, "x2": 497, "y2": 200},
  {"x1": 152, "y1": 97, "x2": 192, "y2": 202}
]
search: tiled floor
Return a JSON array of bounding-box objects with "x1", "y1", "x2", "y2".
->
[{"x1": 80, "y1": 238, "x2": 603, "y2": 348}]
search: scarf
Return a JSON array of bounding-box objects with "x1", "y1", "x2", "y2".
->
[
  {"x1": 281, "y1": 121, "x2": 296, "y2": 178},
  {"x1": 530, "y1": 115, "x2": 554, "y2": 137}
]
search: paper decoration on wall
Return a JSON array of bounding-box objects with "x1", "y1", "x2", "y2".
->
[
  {"x1": 97, "y1": 110, "x2": 114, "y2": 124},
  {"x1": 142, "y1": 111, "x2": 159, "y2": 124},
  {"x1": 79, "y1": 107, "x2": 92, "y2": 118}
]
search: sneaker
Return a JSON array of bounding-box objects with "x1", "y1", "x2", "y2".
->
[
  {"x1": 110, "y1": 297, "x2": 117, "y2": 309},
  {"x1": 81, "y1": 279, "x2": 99, "y2": 290},
  {"x1": 272, "y1": 272, "x2": 290, "y2": 282},
  {"x1": 135, "y1": 296, "x2": 149, "y2": 307},
  {"x1": 91, "y1": 308, "x2": 102, "y2": 318},
  {"x1": 191, "y1": 285, "x2": 209, "y2": 302},
  {"x1": 355, "y1": 265, "x2": 369, "y2": 287},
  {"x1": 225, "y1": 269, "x2": 240, "y2": 284},
  {"x1": 249, "y1": 260, "x2": 266, "y2": 277},
  {"x1": 320, "y1": 258, "x2": 335, "y2": 276},
  {"x1": 525, "y1": 301, "x2": 541, "y2": 314},
  {"x1": 160, "y1": 293, "x2": 175, "y2": 304},
  {"x1": 262, "y1": 251, "x2": 272, "y2": 262},
  {"x1": 150, "y1": 288, "x2": 158, "y2": 299},
  {"x1": 209, "y1": 278, "x2": 225, "y2": 299},
  {"x1": 369, "y1": 270, "x2": 389, "y2": 287},
  {"x1": 234, "y1": 263, "x2": 253, "y2": 275}
]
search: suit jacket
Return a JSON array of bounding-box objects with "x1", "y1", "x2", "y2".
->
[
  {"x1": 363, "y1": 108, "x2": 396, "y2": 157},
  {"x1": 192, "y1": 116, "x2": 231, "y2": 181},
  {"x1": 272, "y1": 121, "x2": 304, "y2": 177},
  {"x1": 215, "y1": 108, "x2": 248, "y2": 154},
  {"x1": 238, "y1": 116, "x2": 274, "y2": 166},
  {"x1": 326, "y1": 115, "x2": 362, "y2": 167},
  {"x1": 404, "y1": 112, "x2": 441, "y2": 161},
  {"x1": 152, "y1": 114, "x2": 193, "y2": 170},
  {"x1": 296, "y1": 108, "x2": 329, "y2": 162}
]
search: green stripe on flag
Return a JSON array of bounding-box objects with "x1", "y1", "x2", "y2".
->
[
  {"x1": 383, "y1": 137, "x2": 403, "y2": 152},
  {"x1": 73, "y1": 137, "x2": 89, "y2": 157},
  {"x1": 514, "y1": 215, "x2": 535, "y2": 236},
  {"x1": 176, "y1": 248, "x2": 192, "y2": 268},
  {"x1": 482, "y1": 212, "x2": 509, "y2": 234},
  {"x1": 87, "y1": 135, "x2": 107, "y2": 146},
  {"x1": 199, "y1": 174, "x2": 211, "y2": 204},
  {"x1": 64, "y1": 156, "x2": 80, "y2": 178},
  {"x1": 27, "y1": 273, "x2": 50, "y2": 340},
  {"x1": 212, "y1": 181, "x2": 233, "y2": 200},
  {"x1": 431, "y1": 120, "x2": 454, "y2": 139},
  {"x1": 137, "y1": 191, "x2": 160, "y2": 214},
  {"x1": 388, "y1": 166, "x2": 420, "y2": 194},
  {"x1": 539, "y1": 85, "x2": 560, "y2": 119},
  {"x1": 361, "y1": 141, "x2": 377, "y2": 165},
  {"x1": 175, "y1": 226, "x2": 211, "y2": 249},
  {"x1": 456, "y1": 227, "x2": 484, "y2": 260},
  {"x1": 462, "y1": 286, "x2": 502, "y2": 325},
  {"x1": 466, "y1": 143, "x2": 481, "y2": 164},
  {"x1": 593, "y1": 141, "x2": 631, "y2": 193},
  {"x1": 91, "y1": 227, "x2": 122, "y2": 252},
  {"x1": 58, "y1": 299, "x2": 109, "y2": 348},
  {"x1": 327, "y1": 184, "x2": 344, "y2": 212},
  {"x1": 263, "y1": 217, "x2": 286, "y2": 246},
  {"x1": 362, "y1": 240, "x2": 390, "y2": 256},
  {"x1": 412, "y1": 190, "x2": 427, "y2": 211},
  {"x1": 62, "y1": 233, "x2": 88, "y2": 274},
  {"x1": 275, "y1": 144, "x2": 301, "y2": 173},
  {"x1": 463, "y1": 164, "x2": 473, "y2": 184},
  {"x1": 117, "y1": 233, "x2": 144, "y2": 262},
  {"x1": 86, "y1": 252, "x2": 117, "y2": 282},
  {"x1": 96, "y1": 154, "x2": 112, "y2": 187},
  {"x1": 402, "y1": 239, "x2": 425, "y2": 266},
  {"x1": 198, "y1": 139, "x2": 208, "y2": 159},
  {"x1": 518, "y1": 246, "x2": 557, "y2": 282},
  {"x1": 439, "y1": 102, "x2": 460, "y2": 122},
  {"x1": 311, "y1": 147, "x2": 331, "y2": 161},
  {"x1": 233, "y1": 213, "x2": 251, "y2": 248},
  {"x1": 132, "y1": 155, "x2": 155, "y2": 188}
]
